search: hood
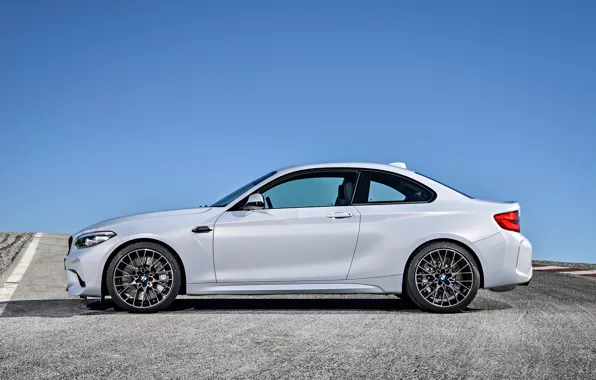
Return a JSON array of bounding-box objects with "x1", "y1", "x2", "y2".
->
[{"x1": 76, "y1": 207, "x2": 213, "y2": 235}]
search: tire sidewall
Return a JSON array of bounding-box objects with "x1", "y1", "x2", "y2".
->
[
  {"x1": 405, "y1": 241, "x2": 480, "y2": 313},
  {"x1": 106, "y1": 242, "x2": 182, "y2": 313}
]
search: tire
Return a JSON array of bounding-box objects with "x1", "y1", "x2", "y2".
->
[
  {"x1": 106, "y1": 242, "x2": 182, "y2": 313},
  {"x1": 405, "y1": 241, "x2": 480, "y2": 313}
]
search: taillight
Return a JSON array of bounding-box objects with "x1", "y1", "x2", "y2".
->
[{"x1": 494, "y1": 211, "x2": 520, "y2": 232}]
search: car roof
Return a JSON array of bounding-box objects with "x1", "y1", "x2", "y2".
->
[{"x1": 276, "y1": 162, "x2": 411, "y2": 176}]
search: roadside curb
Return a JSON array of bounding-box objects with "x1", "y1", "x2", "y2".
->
[{"x1": 532, "y1": 263, "x2": 596, "y2": 277}]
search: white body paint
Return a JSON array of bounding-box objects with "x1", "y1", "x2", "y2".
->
[{"x1": 64, "y1": 162, "x2": 532, "y2": 298}]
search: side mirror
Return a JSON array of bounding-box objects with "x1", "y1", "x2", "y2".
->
[{"x1": 243, "y1": 193, "x2": 265, "y2": 210}]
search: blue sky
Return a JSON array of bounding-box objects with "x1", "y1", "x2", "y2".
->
[{"x1": 1, "y1": 1, "x2": 595, "y2": 262}]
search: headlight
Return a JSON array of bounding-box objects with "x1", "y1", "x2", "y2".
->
[{"x1": 75, "y1": 231, "x2": 116, "y2": 248}]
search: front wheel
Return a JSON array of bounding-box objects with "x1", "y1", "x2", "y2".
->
[
  {"x1": 405, "y1": 241, "x2": 480, "y2": 313},
  {"x1": 106, "y1": 242, "x2": 182, "y2": 313}
]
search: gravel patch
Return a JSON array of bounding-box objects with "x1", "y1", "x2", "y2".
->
[
  {"x1": 0, "y1": 232, "x2": 33, "y2": 275},
  {"x1": 534, "y1": 260, "x2": 596, "y2": 270}
]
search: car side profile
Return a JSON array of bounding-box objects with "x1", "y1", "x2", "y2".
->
[{"x1": 65, "y1": 162, "x2": 533, "y2": 313}]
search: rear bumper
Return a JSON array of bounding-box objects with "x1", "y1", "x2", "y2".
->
[
  {"x1": 474, "y1": 230, "x2": 533, "y2": 290},
  {"x1": 518, "y1": 278, "x2": 532, "y2": 286}
]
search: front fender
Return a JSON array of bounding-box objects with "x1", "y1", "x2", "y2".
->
[{"x1": 111, "y1": 229, "x2": 216, "y2": 286}]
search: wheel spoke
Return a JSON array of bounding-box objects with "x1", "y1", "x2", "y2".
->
[
  {"x1": 126, "y1": 252, "x2": 136, "y2": 268},
  {"x1": 116, "y1": 267, "x2": 135, "y2": 275},
  {"x1": 439, "y1": 251, "x2": 447, "y2": 270},
  {"x1": 132, "y1": 287, "x2": 140, "y2": 306},
  {"x1": 453, "y1": 262, "x2": 470, "y2": 271},
  {"x1": 151, "y1": 287, "x2": 160, "y2": 304},
  {"x1": 154, "y1": 280, "x2": 171, "y2": 290},
  {"x1": 153, "y1": 271, "x2": 172, "y2": 276},
  {"x1": 454, "y1": 281, "x2": 471, "y2": 291},
  {"x1": 449, "y1": 256, "x2": 464, "y2": 271},
  {"x1": 418, "y1": 281, "x2": 438, "y2": 293},
  {"x1": 417, "y1": 266, "x2": 435, "y2": 275},
  {"x1": 118, "y1": 283, "x2": 135, "y2": 295},
  {"x1": 446, "y1": 286, "x2": 453, "y2": 306},
  {"x1": 448, "y1": 251, "x2": 455, "y2": 270},
  {"x1": 135, "y1": 250, "x2": 143, "y2": 269},
  {"x1": 420, "y1": 258, "x2": 436, "y2": 270},
  {"x1": 142, "y1": 286, "x2": 149, "y2": 307},
  {"x1": 431, "y1": 251, "x2": 440, "y2": 269},
  {"x1": 425, "y1": 286, "x2": 439, "y2": 301},
  {"x1": 432, "y1": 286, "x2": 440, "y2": 304}
]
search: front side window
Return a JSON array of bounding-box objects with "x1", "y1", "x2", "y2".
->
[
  {"x1": 353, "y1": 171, "x2": 434, "y2": 204},
  {"x1": 261, "y1": 171, "x2": 358, "y2": 209}
]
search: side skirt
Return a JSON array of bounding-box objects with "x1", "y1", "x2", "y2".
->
[{"x1": 186, "y1": 275, "x2": 403, "y2": 296}]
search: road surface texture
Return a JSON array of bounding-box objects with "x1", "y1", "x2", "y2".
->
[
  {"x1": 0, "y1": 232, "x2": 32, "y2": 275},
  {"x1": 1, "y1": 234, "x2": 595, "y2": 380}
]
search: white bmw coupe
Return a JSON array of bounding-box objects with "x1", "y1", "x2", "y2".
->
[{"x1": 65, "y1": 162, "x2": 532, "y2": 313}]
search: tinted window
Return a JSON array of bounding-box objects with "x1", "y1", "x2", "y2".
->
[
  {"x1": 368, "y1": 181, "x2": 406, "y2": 202},
  {"x1": 354, "y1": 171, "x2": 434, "y2": 204},
  {"x1": 261, "y1": 171, "x2": 358, "y2": 209}
]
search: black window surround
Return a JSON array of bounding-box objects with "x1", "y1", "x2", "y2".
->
[
  {"x1": 352, "y1": 169, "x2": 436, "y2": 205},
  {"x1": 229, "y1": 167, "x2": 436, "y2": 211}
]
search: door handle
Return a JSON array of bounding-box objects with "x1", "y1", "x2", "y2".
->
[{"x1": 326, "y1": 212, "x2": 353, "y2": 219}]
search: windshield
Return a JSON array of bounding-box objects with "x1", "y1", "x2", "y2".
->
[{"x1": 209, "y1": 171, "x2": 277, "y2": 207}]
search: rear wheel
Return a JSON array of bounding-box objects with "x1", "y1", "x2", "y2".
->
[
  {"x1": 405, "y1": 241, "x2": 480, "y2": 313},
  {"x1": 106, "y1": 242, "x2": 181, "y2": 313}
]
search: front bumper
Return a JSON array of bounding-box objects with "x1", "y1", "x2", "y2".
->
[{"x1": 64, "y1": 235, "x2": 123, "y2": 297}]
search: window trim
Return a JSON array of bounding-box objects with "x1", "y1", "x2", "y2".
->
[
  {"x1": 229, "y1": 168, "x2": 361, "y2": 211},
  {"x1": 352, "y1": 169, "x2": 437, "y2": 206}
]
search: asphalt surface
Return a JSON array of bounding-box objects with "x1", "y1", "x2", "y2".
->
[{"x1": 1, "y1": 234, "x2": 595, "y2": 380}]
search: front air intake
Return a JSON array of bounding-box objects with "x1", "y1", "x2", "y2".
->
[{"x1": 67, "y1": 236, "x2": 73, "y2": 256}]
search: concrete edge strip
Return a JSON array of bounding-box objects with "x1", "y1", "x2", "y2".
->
[
  {"x1": 560, "y1": 270, "x2": 596, "y2": 276},
  {"x1": 532, "y1": 264, "x2": 596, "y2": 277},
  {"x1": 0, "y1": 233, "x2": 43, "y2": 316}
]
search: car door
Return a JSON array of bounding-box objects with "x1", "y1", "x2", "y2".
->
[{"x1": 213, "y1": 169, "x2": 361, "y2": 282}]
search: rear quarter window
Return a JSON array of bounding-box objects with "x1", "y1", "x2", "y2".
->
[{"x1": 353, "y1": 170, "x2": 435, "y2": 204}]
